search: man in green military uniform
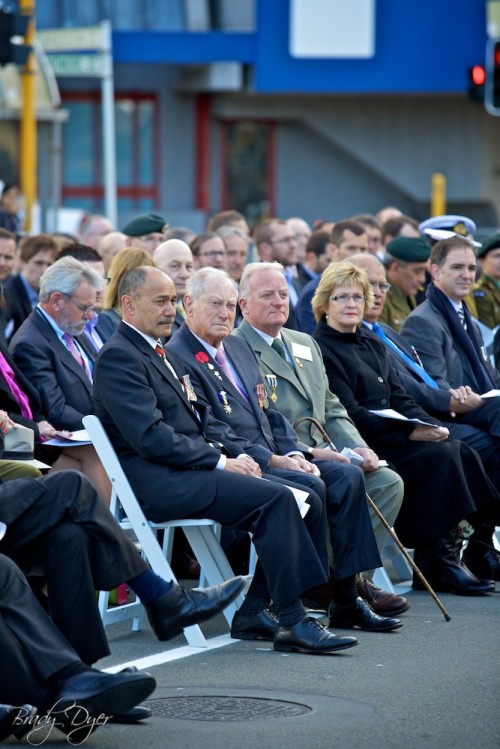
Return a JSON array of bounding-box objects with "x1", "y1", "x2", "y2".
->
[
  {"x1": 378, "y1": 236, "x2": 431, "y2": 332},
  {"x1": 472, "y1": 234, "x2": 500, "y2": 330}
]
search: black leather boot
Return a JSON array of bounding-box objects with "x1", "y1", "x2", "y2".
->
[
  {"x1": 462, "y1": 538, "x2": 500, "y2": 582},
  {"x1": 413, "y1": 531, "x2": 494, "y2": 595}
]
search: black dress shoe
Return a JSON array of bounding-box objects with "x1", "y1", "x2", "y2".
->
[
  {"x1": 56, "y1": 669, "x2": 156, "y2": 725},
  {"x1": 0, "y1": 704, "x2": 37, "y2": 741},
  {"x1": 108, "y1": 705, "x2": 152, "y2": 723},
  {"x1": 146, "y1": 577, "x2": 245, "y2": 641},
  {"x1": 329, "y1": 597, "x2": 402, "y2": 632},
  {"x1": 415, "y1": 560, "x2": 494, "y2": 595},
  {"x1": 231, "y1": 608, "x2": 279, "y2": 641},
  {"x1": 273, "y1": 616, "x2": 358, "y2": 654},
  {"x1": 462, "y1": 540, "x2": 500, "y2": 582}
]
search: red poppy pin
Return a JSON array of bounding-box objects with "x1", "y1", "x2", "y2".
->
[{"x1": 195, "y1": 351, "x2": 209, "y2": 364}]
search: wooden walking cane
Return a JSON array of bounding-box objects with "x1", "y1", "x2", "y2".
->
[{"x1": 293, "y1": 416, "x2": 452, "y2": 622}]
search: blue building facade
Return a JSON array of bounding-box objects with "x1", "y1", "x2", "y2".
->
[{"x1": 32, "y1": 0, "x2": 499, "y2": 230}]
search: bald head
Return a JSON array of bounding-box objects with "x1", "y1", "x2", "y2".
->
[
  {"x1": 98, "y1": 231, "x2": 127, "y2": 273},
  {"x1": 153, "y1": 239, "x2": 194, "y2": 298},
  {"x1": 119, "y1": 265, "x2": 177, "y2": 339},
  {"x1": 349, "y1": 252, "x2": 389, "y2": 324}
]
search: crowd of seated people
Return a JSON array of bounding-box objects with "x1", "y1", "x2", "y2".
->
[{"x1": 0, "y1": 206, "x2": 498, "y2": 737}]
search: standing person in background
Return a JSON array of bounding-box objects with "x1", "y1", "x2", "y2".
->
[{"x1": 0, "y1": 184, "x2": 22, "y2": 235}]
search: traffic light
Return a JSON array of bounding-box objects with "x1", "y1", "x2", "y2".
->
[
  {"x1": 468, "y1": 64, "x2": 486, "y2": 102},
  {"x1": 485, "y1": 37, "x2": 500, "y2": 115},
  {"x1": 0, "y1": 9, "x2": 32, "y2": 67}
]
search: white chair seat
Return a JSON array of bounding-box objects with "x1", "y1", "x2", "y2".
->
[{"x1": 83, "y1": 415, "x2": 245, "y2": 648}]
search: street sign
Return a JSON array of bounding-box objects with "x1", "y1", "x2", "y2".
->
[
  {"x1": 37, "y1": 26, "x2": 105, "y2": 52},
  {"x1": 45, "y1": 52, "x2": 106, "y2": 77}
]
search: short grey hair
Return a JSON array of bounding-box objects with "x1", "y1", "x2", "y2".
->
[
  {"x1": 39, "y1": 256, "x2": 105, "y2": 302},
  {"x1": 239, "y1": 261, "x2": 285, "y2": 300},
  {"x1": 186, "y1": 267, "x2": 237, "y2": 300},
  {"x1": 216, "y1": 226, "x2": 249, "y2": 243}
]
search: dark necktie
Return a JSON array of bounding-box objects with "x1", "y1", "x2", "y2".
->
[
  {"x1": 63, "y1": 333, "x2": 92, "y2": 381},
  {"x1": 457, "y1": 306, "x2": 467, "y2": 330},
  {"x1": 272, "y1": 337, "x2": 289, "y2": 363}
]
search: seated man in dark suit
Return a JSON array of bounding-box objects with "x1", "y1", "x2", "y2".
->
[
  {"x1": 9, "y1": 256, "x2": 113, "y2": 502},
  {"x1": 0, "y1": 465, "x2": 243, "y2": 675},
  {"x1": 56, "y1": 243, "x2": 111, "y2": 352},
  {"x1": 167, "y1": 267, "x2": 402, "y2": 631},
  {"x1": 3, "y1": 233, "x2": 58, "y2": 342},
  {"x1": 0, "y1": 554, "x2": 156, "y2": 742},
  {"x1": 401, "y1": 237, "x2": 500, "y2": 436},
  {"x1": 93, "y1": 265, "x2": 362, "y2": 654}
]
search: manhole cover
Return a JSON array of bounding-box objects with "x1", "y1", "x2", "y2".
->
[{"x1": 147, "y1": 696, "x2": 312, "y2": 721}]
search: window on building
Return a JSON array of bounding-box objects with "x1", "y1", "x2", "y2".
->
[
  {"x1": 221, "y1": 120, "x2": 275, "y2": 228},
  {"x1": 61, "y1": 91, "x2": 159, "y2": 214}
]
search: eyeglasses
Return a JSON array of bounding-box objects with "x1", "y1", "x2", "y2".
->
[
  {"x1": 329, "y1": 294, "x2": 365, "y2": 304},
  {"x1": 370, "y1": 282, "x2": 391, "y2": 293},
  {"x1": 200, "y1": 250, "x2": 227, "y2": 258},
  {"x1": 61, "y1": 292, "x2": 97, "y2": 316}
]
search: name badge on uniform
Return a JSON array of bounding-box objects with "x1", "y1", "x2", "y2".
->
[
  {"x1": 218, "y1": 390, "x2": 232, "y2": 414},
  {"x1": 255, "y1": 382, "x2": 269, "y2": 410},
  {"x1": 265, "y1": 374, "x2": 278, "y2": 403},
  {"x1": 290, "y1": 342, "x2": 313, "y2": 361}
]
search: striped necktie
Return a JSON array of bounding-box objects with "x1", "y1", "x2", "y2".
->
[
  {"x1": 457, "y1": 306, "x2": 467, "y2": 330},
  {"x1": 62, "y1": 333, "x2": 92, "y2": 381}
]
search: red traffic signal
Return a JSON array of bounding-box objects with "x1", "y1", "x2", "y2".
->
[
  {"x1": 471, "y1": 65, "x2": 486, "y2": 86},
  {"x1": 468, "y1": 64, "x2": 485, "y2": 102}
]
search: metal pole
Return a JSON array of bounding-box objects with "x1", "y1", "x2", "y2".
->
[
  {"x1": 20, "y1": 0, "x2": 36, "y2": 232},
  {"x1": 431, "y1": 172, "x2": 446, "y2": 217},
  {"x1": 100, "y1": 20, "x2": 117, "y2": 227}
]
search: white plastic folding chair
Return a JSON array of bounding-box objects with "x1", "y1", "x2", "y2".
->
[{"x1": 83, "y1": 415, "x2": 244, "y2": 648}]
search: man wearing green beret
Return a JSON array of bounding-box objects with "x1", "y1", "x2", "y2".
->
[
  {"x1": 378, "y1": 236, "x2": 431, "y2": 332},
  {"x1": 122, "y1": 213, "x2": 169, "y2": 255},
  {"x1": 472, "y1": 234, "x2": 500, "y2": 330}
]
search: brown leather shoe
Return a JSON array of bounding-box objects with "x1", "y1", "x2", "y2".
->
[{"x1": 356, "y1": 576, "x2": 410, "y2": 616}]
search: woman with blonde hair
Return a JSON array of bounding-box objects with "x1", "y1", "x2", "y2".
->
[
  {"x1": 312, "y1": 260, "x2": 499, "y2": 596},
  {"x1": 97, "y1": 247, "x2": 155, "y2": 336}
]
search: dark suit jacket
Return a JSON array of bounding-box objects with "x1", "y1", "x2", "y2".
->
[
  {"x1": 3, "y1": 274, "x2": 33, "y2": 342},
  {"x1": 313, "y1": 319, "x2": 441, "y2": 451},
  {"x1": 401, "y1": 297, "x2": 500, "y2": 391},
  {"x1": 9, "y1": 309, "x2": 95, "y2": 431},
  {"x1": 295, "y1": 276, "x2": 319, "y2": 334},
  {"x1": 367, "y1": 321, "x2": 452, "y2": 417},
  {"x1": 93, "y1": 322, "x2": 255, "y2": 521},
  {"x1": 167, "y1": 324, "x2": 306, "y2": 470}
]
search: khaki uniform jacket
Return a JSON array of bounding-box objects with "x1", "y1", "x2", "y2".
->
[
  {"x1": 472, "y1": 273, "x2": 500, "y2": 329},
  {"x1": 378, "y1": 285, "x2": 418, "y2": 333}
]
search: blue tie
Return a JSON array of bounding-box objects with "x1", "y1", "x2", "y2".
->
[{"x1": 370, "y1": 322, "x2": 439, "y2": 390}]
